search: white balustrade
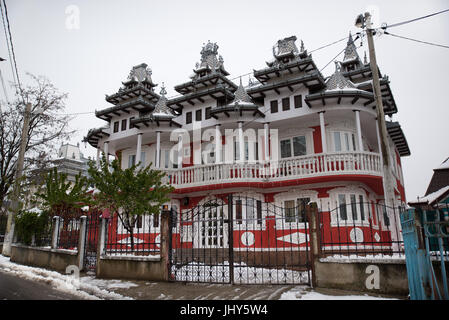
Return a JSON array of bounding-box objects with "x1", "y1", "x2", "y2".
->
[{"x1": 160, "y1": 152, "x2": 382, "y2": 188}]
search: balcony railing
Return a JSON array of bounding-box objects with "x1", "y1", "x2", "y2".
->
[{"x1": 161, "y1": 151, "x2": 382, "y2": 188}]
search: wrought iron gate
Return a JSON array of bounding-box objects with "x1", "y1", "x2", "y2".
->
[
  {"x1": 83, "y1": 211, "x2": 101, "y2": 272},
  {"x1": 170, "y1": 195, "x2": 312, "y2": 285}
]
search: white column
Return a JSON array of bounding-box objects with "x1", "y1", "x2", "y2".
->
[
  {"x1": 156, "y1": 131, "x2": 161, "y2": 168},
  {"x1": 178, "y1": 135, "x2": 183, "y2": 168},
  {"x1": 215, "y1": 124, "x2": 222, "y2": 163},
  {"x1": 238, "y1": 122, "x2": 244, "y2": 163},
  {"x1": 136, "y1": 133, "x2": 142, "y2": 167},
  {"x1": 264, "y1": 122, "x2": 269, "y2": 161},
  {"x1": 354, "y1": 110, "x2": 363, "y2": 152},
  {"x1": 103, "y1": 142, "x2": 109, "y2": 164},
  {"x1": 319, "y1": 112, "x2": 327, "y2": 153},
  {"x1": 96, "y1": 147, "x2": 101, "y2": 168}
]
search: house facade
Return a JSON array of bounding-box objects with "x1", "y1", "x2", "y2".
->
[{"x1": 85, "y1": 35, "x2": 410, "y2": 256}]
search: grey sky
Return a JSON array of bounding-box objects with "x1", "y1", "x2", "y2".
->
[{"x1": 2, "y1": 0, "x2": 448, "y2": 202}]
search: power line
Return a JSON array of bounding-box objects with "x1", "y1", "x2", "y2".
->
[
  {"x1": 383, "y1": 8, "x2": 449, "y2": 29},
  {"x1": 384, "y1": 31, "x2": 449, "y2": 49},
  {"x1": 0, "y1": 0, "x2": 16, "y2": 89},
  {"x1": 319, "y1": 35, "x2": 361, "y2": 73},
  {"x1": 2, "y1": 0, "x2": 22, "y2": 98}
]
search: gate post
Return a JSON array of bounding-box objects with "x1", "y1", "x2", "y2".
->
[
  {"x1": 77, "y1": 216, "x2": 87, "y2": 271},
  {"x1": 96, "y1": 216, "x2": 107, "y2": 276},
  {"x1": 161, "y1": 207, "x2": 173, "y2": 281},
  {"x1": 51, "y1": 216, "x2": 61, "y2": 249},
  {"x1": 227, "y1": 194, "x2": 234, "y2": 284},
  {"x1": 306, "y1": 202, "x2": 320, "y2": 288}
]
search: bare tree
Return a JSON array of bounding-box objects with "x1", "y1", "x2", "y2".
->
[{"x1": 0, "y1": 73, "x2": 74, "y2": 208}]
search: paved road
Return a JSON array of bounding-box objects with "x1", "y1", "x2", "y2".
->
[{"x1": 0, "y1": 270, "x2": 82, "y2": 300}]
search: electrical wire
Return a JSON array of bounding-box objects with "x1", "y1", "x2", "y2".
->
[
  {"x1": 2, "y1": 0, "x2": 22, "y2": 97},
  {"x1": 384, "y1": 31, "x2": 449, "y2": 49},
  {"x1": 0, "y1": 0, "x2": 16, "y2": 89},
  {"x1": 383, "y1": 8, "x2": 449, "y2": 29}
]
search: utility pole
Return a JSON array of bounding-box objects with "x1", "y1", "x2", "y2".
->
[
  {"x1": 356, "y1": 12, "x2": 399, "y2": 249},
  {"x1": 2, "y1": 102, "x2": 32, "y2": 256}
]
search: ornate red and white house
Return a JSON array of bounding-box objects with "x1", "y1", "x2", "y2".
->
[{"x1": 85, "y1": 35, "x2": 410, "y2": 263}]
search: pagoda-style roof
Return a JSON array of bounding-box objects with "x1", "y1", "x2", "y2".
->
[
  {"x1": 96, "y1": 63, "x2": 160, "y2": 121},
  {"x1": 340, "y1": 33, "x2": 363, "y2": 70},
  {"x1": 83, "y1": 127, "x2": 110, "y2": 148},
  {"x1": 131, "y1": 85, "x2": 182, "y2": 129},
  {"x1": 304, "y1": 63, "x2": 375, "y2": 108},
  {"x1": 247, "y1": 71, "x2": 326, "y2": 100},
  {"x1": 192, "y1": 41, "x2": 230, "y2": 78},
  {"x1": 386, "y1": 121, "x2": 411, "y2": 157},
  {"x1": 355, "y1": 76, "x2": 398, "y2": 116},
  {"x1": 174, "y1": 72, "x2": 237, "y2": 95},
  {"x1": 167, "y1": 85, "x2": 236, "y2": 111},
  {"x1": 253, "y1": 36, "x2": 317, "y2": 83},
  {"x1": 210, "y1": 80, "x2": 264, "y2": 119},
  {"x1": 96, "y1": 95, "x2": 157, "y2": 121}
]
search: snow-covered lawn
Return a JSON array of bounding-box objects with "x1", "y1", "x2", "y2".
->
[{"x1": 0, "y1": 255, "x2": 134, "y2": 300}]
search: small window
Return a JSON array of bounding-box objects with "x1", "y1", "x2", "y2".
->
[
  {"x1": 338, "y1": 194, "x2": 347, "y2": 220},
  {"x1": 121, "y1": 119, "x2": 127, "y2": 131},
  {"x1": 359, "y1": 195, "x2": 365, "y2": 220},
  {"x1": 236, "y1": 200, "x2": 242, "y2": 224},
  {"x1": 113, "y1": 121, "x2": 119, "y2": 133},
  {"x1": 282, "y1": 97, "x2": 290, "y2": 111},
  {"x1": 205, "y1": 107, "x2": 211, "y2": 120},
  {"x1": 292, "y1": 136, "x2": 306, "y2": 156},
  {"x1": 294, "y1": 95, "x2": 302, "y2": 108},
  {"x1": 280, "y1": 139, "x2": 292, "y2": 158},
  {"x1": 285, "y1": 200, "x2": 296, "y2": 223},
  {"x1": 350, "y1": 194, "x2": 358, "y2": 220},
  {"x1": 186, "y1": 112, "x2": 192, "y2": 124},
  {"x1": 195, "y1": 109, "x2": 202, "y2": 121},
  {"x1": 128, "y1": 154, "x2": 136, "y2": 168},
  {"x1": 270, "y1": 100, "x2": 278, "y2": 113},
  {"x1": 246, "y1": 199, "x2": 255, "y2": 224},
  {"x1": 297, "y1": 197, "x2": 310, "y2": 223},
  {"x1": 129, "y1": 117, "x2": 135, "y2": 129},
  {"x1": 256, "y1": 200, "x2": 262, "y2": 225}
]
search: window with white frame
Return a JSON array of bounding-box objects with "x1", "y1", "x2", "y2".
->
[
  {"x1": 284, "y1": 197, "x2": 310, "y2": 223},
  {"x1": 129, "y1": 152, "x2": 146, "y2": 168},
  {"x1": 336, "y1": 192, "x2": 368, "y2": 223},
  {"x1": 280, "y1": 135, "x2": 307, "y2": 159},
  {"x1": 332, "y1": 131, "x2": 356, "y2": 152}
]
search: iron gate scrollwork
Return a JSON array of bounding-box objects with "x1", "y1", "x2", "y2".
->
[{"x1": 170, "y1": 195, "x2": 312, "y2": 285}]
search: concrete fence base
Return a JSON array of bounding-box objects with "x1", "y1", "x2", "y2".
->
[
  {"x1": 96, "y1": 255, "x2": 164, "y2": 281},
  {"x1": 313, "y1": 258, "x2": 409, "y2": 296},
  {"x1": 10, "y1": 244, "x2": 79, "y2": 273}
]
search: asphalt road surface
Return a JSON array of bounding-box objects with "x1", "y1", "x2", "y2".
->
[{"x1": 0, "y1": 270, "x2": 82, "y2": 300}]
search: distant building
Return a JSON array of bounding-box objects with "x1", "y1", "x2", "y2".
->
[
  {"x1": 53, "y1": 143, "x2": 90, "y2": 183},
  {"x1": 409, "y1": 158, "x2": 449, "y2": 208}
]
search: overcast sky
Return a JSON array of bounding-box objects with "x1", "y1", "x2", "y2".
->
[{"x1": 2, "y1": 0, "x2": 448, "y2": 202}]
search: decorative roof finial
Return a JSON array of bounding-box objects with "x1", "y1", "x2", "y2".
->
[
  {"x1": 363, "y1": 51, "x2": 368, "y2": 64},
  {"x1": 300, "y1": 40, "x2": 305, "y2": 52},
  {"x1": 160, "y1": 82, "x2": 167, "y2": 96},
  {"x1": 334, "y1": 61, "x2": 341, "y2": 72}
]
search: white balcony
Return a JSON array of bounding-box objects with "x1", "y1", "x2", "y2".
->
[{"x1": 161, "y1": 151, "x2": 382, "y2": 189}]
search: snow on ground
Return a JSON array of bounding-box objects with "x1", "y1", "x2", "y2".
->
[
  {"x1": 279, "y1": 286, "x2": 398, "y2": 300},
  {"x1": 172, "y1": 261, "x2": 309, "y2": 284},
  {"x1": 0, "y1": 255, "x2": 134, "y2": 300}
]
